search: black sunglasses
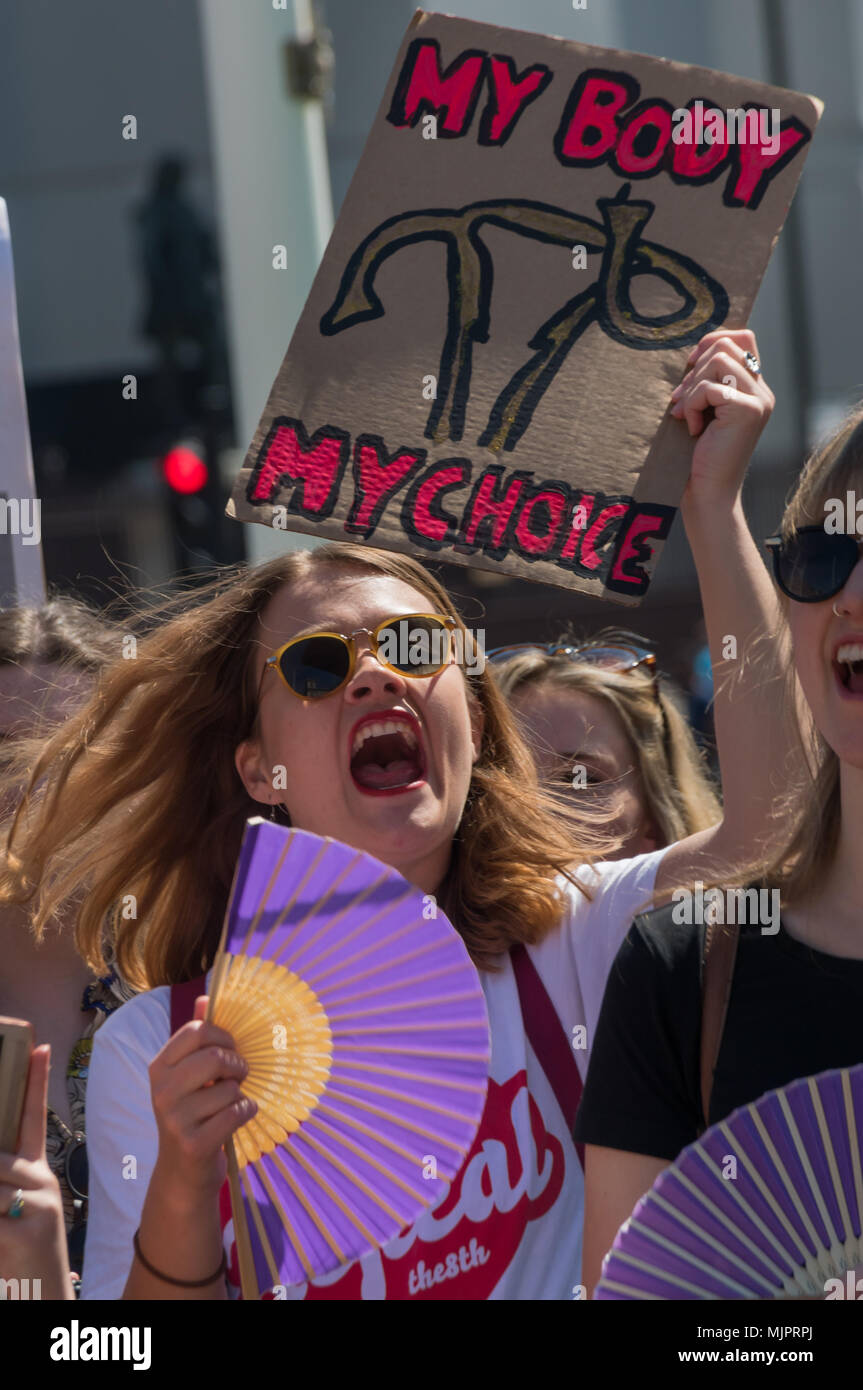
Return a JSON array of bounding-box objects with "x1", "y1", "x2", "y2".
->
[{"x1": 764, "y1": 528, "x2": 863, "y2": 603}]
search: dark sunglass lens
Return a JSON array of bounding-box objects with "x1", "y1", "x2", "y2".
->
[
  {"x1": 377, "y1": 618, "x2": 450, "y2": 675},
  {"x1": 780, "y1": 532, "x2": 858, "y2": 600},
  {"x1": 66, "y1": 1139, "x2": 88, "y2": 1199},
  {"x1": 280, "y1": 637, "x2": 350, "y2": 697}
]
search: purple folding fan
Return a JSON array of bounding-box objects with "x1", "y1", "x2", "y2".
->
[
  {"x1": 595, "y1": 1065, "x2": 863, "y2": 1299},
  {"x1": 207, "y1": 818, "x2": 490, "y2": 1297}
]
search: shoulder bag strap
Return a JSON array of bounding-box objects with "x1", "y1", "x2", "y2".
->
[
  {"x1": 510, "y1": 943, "x2": 585, "y2": 1168},
  {"x1": 170, "y1": 974, "x2": 208, "y2": 1033},
  {"x1": 699, "y1": 919, "x2": 741, "y2": 1134}
]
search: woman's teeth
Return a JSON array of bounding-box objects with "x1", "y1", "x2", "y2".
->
[
  {"x1": 351, "y1": 719, "x2": 418, "y2": 757},
  {"x1": 836, "y1": 643, "x2": 863, "y2": 691}
]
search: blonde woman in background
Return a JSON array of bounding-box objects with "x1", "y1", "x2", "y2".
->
[{"x1": 492, "y1": 637, "x2": 720, "y2": 857}]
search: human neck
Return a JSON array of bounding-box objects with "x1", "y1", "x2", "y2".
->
[
  {"x1": 783, "y1": 761, "x2": 863, "y2": 957},
  {"x1": 0, "y1": 902, "x2": 91, "y2": 1009}
]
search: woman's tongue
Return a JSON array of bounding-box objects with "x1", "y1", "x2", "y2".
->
[{"x1": 351, "y1": 732, "x2": 421, "y2": 790}]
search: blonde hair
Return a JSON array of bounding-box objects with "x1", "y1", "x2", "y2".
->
[
  {"x1": 493, "y1": 633, "x2": 720, "y2": 847},
  {"x1": 0, "y1": 544, "x2": 617, "y2": 988},
  {"x1": 753, "y1": 405, "x2": 863, "y2": 902}
]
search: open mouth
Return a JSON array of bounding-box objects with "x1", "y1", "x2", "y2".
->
[
  {"x1": 835, "y1": 642, "x2": 863, "y2": 695},
  {"x1": 349, "y1": 713, "x2": 426, "y2": 793}
]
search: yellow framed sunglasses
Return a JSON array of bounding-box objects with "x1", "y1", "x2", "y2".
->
[{"x1": 263, "y1": 613, "x2": 459, "y2": 700}]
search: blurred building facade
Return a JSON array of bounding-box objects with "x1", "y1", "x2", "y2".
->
[{"x1": 1, "y1": 0, "x2": 860, "y2": 664}]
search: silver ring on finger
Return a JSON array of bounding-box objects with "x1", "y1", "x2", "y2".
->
[
  {"x1": 743, "y1": 351, "x2": 761, "y2": 376},
  {"x1": 5, "y1": 1188, "x2": 24, "y2": 1219}
]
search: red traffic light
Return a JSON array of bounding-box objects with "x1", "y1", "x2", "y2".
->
[{"x1": 162, "y1": 443, "x2": 208, "y2": 495}]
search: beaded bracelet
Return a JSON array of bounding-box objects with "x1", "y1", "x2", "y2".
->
[{"x1": 133, "y1": 1228, "x2": 227, "y2": 1288}]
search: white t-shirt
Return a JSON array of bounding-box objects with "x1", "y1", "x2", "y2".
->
[{"x1": 81, "y1": 849, "x2": 665, "y2": 1301}]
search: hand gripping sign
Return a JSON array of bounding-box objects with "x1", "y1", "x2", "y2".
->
[{"x1": 228, "y1": 12, "x2": 822, "y2": 602}]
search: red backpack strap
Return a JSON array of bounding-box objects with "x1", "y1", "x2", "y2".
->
[
  {"x1": 170, "y1": 974, "x2": 208, "y2": 1032},
  {"x1": 510, "y1": 944, "x2": 585, "y2": 1168}
]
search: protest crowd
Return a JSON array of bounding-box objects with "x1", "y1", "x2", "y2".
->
[{"x1": 1, "y1": 4, "x2": 861, "y2": 1333}]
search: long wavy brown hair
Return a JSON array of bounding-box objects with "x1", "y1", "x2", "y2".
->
[{"x1": 1, "y1": 544, "x2": 618, "y2": 988}]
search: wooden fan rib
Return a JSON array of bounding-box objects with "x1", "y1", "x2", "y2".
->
[
  {"x1": 310, "y1": 1102, "x2": 451, "y2": 1170},
  {"x1": 251, "y1": 1154, "x2": 320, "y2": 1282},
  {"x1": 692, "y1": 1136, "x2": 813, "y2": 1275},
  {"x1": 326, "y1": 1044, "x2": 485, "y2": 1062},
  {"x1": 236, "y1": 832, "x2": 295, "y2": 958},
  {"x1": 281, "y1": 1135, "x2": 382, "y2": 1248},
  {"x1": 328, "y1": 988, "x2": 482, "y2": 1024},
  {"x1": 294, "y1": 1128, "x2": 407, "y2": 1227},
  {"x1": 643, "y1": 1194, "x2": 782, "y2": 1295},
  {"x1": 317, "y1": 1094, "x2": 465, "y2": 1157},
  {"x1": 273, "y1": 869, "x2": 407, "y2": 974},
  {"x1": 842, "y1": 1070, "x2": 863, "y2": 1237},
  {"x1": 597, "y1": 1279, "x2": 662, "y2": 1300},
  {"x1": 746, "y1": 1108, "x2": 825, "y2": 1260},
  {"x1": 238, "y1": 840, "x2": 340, "y2": 996},
  {"x1": 319, "y1": 960, "x2": 468, "y2": 1011},
  {"x1": 304, "y1": 922, "x2": 442, "y2": 991},
  {"x1": 240, "y1": 1165, "x2": 282, "y2": 1289},
  {"x1": 805, "y1": 1077, "x2": 855, "y2": 1248},
  {"x1": 783, "y1": 1084, "x2": 848, "y2": 1254},
  {"x1": 326, "y1": 1074, "x2": 481, "y2": 1125},
  {"x1": 330, "y1": 1020, "x2": 488, "y2": 1038},
  {"x1": 303, "y1": 1110, "x2": 434, "y2": 1206},
  {"x1": 265, "y1": 848, "x2": 368, "y2": 973},
  {"x1": 651, "y1": 1185, "x2": 791, "y2": 1289},
  {"x1": 610, "y1": 1249, "x2": 723, "y2": 1300},
  {"x1": 333, "y1": 1057, "x2": 486, "y2": 1095},
  {"x1": 628, "y1": 1214, "x2": 765, "y2": 1298},
  {"x1": 267, "y1": 1149, "x2": 347, "y2": 1266}
]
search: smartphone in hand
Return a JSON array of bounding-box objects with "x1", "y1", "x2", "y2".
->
[{"x1": 0, "y1": 1016, "x2": 34, "y2": 1152}]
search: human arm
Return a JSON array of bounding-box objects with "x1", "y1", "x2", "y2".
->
[
  {"x1": 82, "y1": 990, "x2": 253, "y2": 1300},
  {"x1": 574, "y1": 911, "x2": 703, "y2": 1294},
  {"x1": 582, "y1": 1145, "x2": 668, "y2": 1297},
  {"x1": 0, "y1": 1044, "x2": 74, "y2": 1300},
  {"x1": 657, "y1": 328, "x2": 793, "y2": 893},
  {"x1": 123, "y1": 994, "x2": 254, "y2": 1300}
]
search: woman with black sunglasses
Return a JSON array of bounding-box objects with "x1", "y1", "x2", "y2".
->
[{"x1": 578, "y1": 407, "x2": 863, "y2": 1297}]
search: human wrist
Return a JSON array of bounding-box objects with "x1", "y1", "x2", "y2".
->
[
  {"x1": 681, "y1": 486, "x2": 745, "y2": 535},
  {"x1": 149, "y1": 1155, "x2": 224, "y2": 1215}
]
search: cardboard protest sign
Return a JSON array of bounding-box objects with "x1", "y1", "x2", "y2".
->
[
  {"x1": 0, "y1": 198, "x2": 44, "y2": 607},
  {"x1": 228, "y1": 11, "x2": 822, "y2": 603}
]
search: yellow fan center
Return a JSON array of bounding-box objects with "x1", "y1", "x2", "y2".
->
[{"x1": 211, "y1": 953, "x2": 333, "y2": 1167}]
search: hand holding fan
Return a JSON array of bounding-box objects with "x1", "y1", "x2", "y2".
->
[
  {"x1": 595, "y1": 1065, "x2": 863, "y2": 1299},
  {"x1": 207, "y1": 818, "x2": 490, "y2": 1297}
]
